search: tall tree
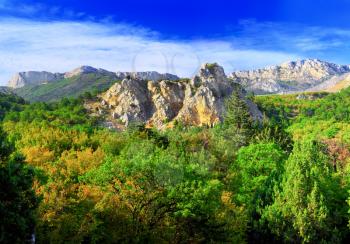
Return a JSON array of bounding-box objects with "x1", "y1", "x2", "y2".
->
[
  {"x1": 262, "y1": 140, "x2": 348, "y2": 243},
  {"x1": 212, "y1": 88, "x2": 255, "y2": 160},
  {"x1": 231, "y1": 142, "x2": 286, "y2": 242},
  {"x1": 223, "y1": 89, "x2": 253, "y2": 133},
  {"x1": 0, "y1": 128, "x2": 38, "y2": 243}
]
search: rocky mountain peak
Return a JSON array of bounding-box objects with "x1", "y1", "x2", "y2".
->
[
  {"x1": 192, "y1": 63, "x2": 232, "y2": 97},
  {"x1": 64, "y1": 66, "x2": 99, "y2": 78},
  {"x1": 198, "y1": 63, "x2": 227, "y2": 82}
]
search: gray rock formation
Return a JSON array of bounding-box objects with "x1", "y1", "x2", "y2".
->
[
  {"x1": 8, "y1": 71, "x2": 64, "y2": 88},
  {"x1": 92, "y1": 63, "x2": 262, "y2": 129},
  {"x1": 229, "y1": 59, "x2": 350, "y2": 94}
]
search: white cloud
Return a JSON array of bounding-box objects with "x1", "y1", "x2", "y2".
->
[
  {"x1": 0, "y1": 18, "x2": 300, "y2": 85},
  {"x1": 231, "y1": 20, "x2": 350, "y2": 54}
]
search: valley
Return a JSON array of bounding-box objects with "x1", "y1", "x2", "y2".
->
[
  {"x1": 2, "y1": 0, "x2": 350, "y2": 242},
  {"x1": 2, "y1": 59, "x2": 350, "y2": 243}
]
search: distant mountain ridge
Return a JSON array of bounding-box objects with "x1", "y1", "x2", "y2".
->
[
  {"x1": 229, "y1": 59, "x2": 350, "y2": 94},
  {"x1": 8, "y1": 66, "x2": 180, "y2": 102},
  {"x1": 115, "y1": 71, "x2": 179, "y2": 83},
  {"x1": 8, "y1": 66, "x2": 180, "y2": 89}
]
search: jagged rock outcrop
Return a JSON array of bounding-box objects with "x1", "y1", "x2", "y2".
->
[
  {"x1": 92, "y1": 63, "x2": 262, "y2": 129},
  {"x1": 229, "y1": 59, "x2": 350, "y2": 94}
]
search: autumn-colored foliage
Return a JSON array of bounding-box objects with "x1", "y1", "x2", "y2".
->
[{"x1": 2, "y1": 89, "x2": 350, "y2": 243}]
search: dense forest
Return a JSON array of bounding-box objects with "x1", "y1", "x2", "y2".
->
[{"x1": 1, "y1": 88, "x2": 350, "y2": 243}]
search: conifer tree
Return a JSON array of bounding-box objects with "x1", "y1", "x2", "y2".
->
[
  {"x1": 263, "y1": 140, "x2": 348, "y2": 243},
  {"x1": 223, "y1": 89, "x2": 253, "y2": 132},
  {"x1": 217, "y1": 88, "x2": 254, "y2": 150}
]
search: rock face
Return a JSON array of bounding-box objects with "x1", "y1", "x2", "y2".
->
[
  {"x1": 95, "y1": 63, "x2": 262, "y2": 129},
  {"x1": 229, "y1": 59, "x2": 350, "y2": 94},
  {"x1": 8, "y1": 71, "x2": 64, "y2": 88},
  {"x1": 7, "y1": 66, "x2": 179, "y2": 89}
]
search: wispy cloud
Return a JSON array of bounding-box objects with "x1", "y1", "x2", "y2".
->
[
  {"x1": 0, "y1": 18, "x2": 300, "y2": 85},
  {"x1": 231, "y1": 20, "x2": 350, "y2": 54},
  {"x1": 0, "y1": 0, "x2": 95, "y2": 22},
  {"x1": 1, "y1": 15, "x2": 350, "y2": 86}
]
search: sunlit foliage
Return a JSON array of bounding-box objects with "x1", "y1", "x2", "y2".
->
[{"x1": 2, "y1": 87, "x2": 350, "y2": 243}]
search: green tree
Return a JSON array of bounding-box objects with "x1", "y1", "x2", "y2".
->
[
  {"x1": 234, "y1": 143, "x2": 286, "y2": 209},
  {"x1": 80, "y1": 137, "x2": 245, "y2": 242},
  {"x1": 211, "y1": 89, "x2": 255, "y2": 162},
  {"x1": 223, "y1": 89, "x2": 253, "y2": 133},
  {"x1": 0, "y1": 129, "x2": 38, "y2": 243},
  {"x1": 263, "y1": 140, "x2": 348, "y2": 243},
  {"x1": 232, "y1": 143, "x2": 286, "y2": 242}
]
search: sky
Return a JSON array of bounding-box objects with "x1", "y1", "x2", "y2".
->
[{"x1": 1, "y1": 0, "x2": 350, "y2": 84}]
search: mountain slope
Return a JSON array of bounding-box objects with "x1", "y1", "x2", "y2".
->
[
  {"x1": 14, "y1": 72, "x2": 119, "y2": 102},
  {"x1": 306, "y1": 73, "x2": 350, "y2": 93},
  {"x1": 0, "y1": 86, "x2": 13, "y2": 95},
  {"x1": 229, "y1": 59, "x2": 350, "y2": 94},
  {"x1": 7, "y1": 66, "x2": 116, "y2": 89},
  {"x1": 10, "y1": 66, "x2": 180, "y2": 102}
]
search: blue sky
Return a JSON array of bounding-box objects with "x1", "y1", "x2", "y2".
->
[{"x1": 1, "y1": 0, "x2": 350, "y2": 84}]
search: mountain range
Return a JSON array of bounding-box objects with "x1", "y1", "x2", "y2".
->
[
  {"x1": 229, "y1": 59, "x2": 350, "y2": 94},
  {"x1": 8, "y1": 66, "x2": 179, "y2": 102},
  {"x1": 2, "y1": 59, "x2": 350, "y2": 129},
  {"x1": 4, "y1": 59, "x2": 350, "y2": 103},
  {"x1": 8, "y1": 66, "x2": 179, "y2": 89}
]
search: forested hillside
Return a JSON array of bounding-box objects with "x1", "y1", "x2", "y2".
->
[
  {"x1": 1, "y1": 87, "x2": 350, "y2": 243},
  {"x1": 14, "y1": 73, "x2": 120, "y2": 102}
]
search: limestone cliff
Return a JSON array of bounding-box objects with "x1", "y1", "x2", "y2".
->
[
  {"x1": 88, "y1": 63, "x2": 262, "y2": 129},
  {"x1": 8, "y1": 71, "x2": 64, "y2": 88}
]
